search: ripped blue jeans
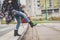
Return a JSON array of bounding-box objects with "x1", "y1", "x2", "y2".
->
[{"x1": 14, "y1": 10, "x2": 30, "y2": 30}]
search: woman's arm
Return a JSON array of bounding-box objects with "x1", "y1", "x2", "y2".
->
[{"x1": 24, "y1": 10, "x2": 30, "y2": 17}]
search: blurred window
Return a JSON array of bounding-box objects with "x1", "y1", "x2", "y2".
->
[
  {"x1": 42, "y1": 10, "x2": 52, "y2": 14},
  {"x1": 54, "y1": 9, "x2": 59, "y2": 13}
]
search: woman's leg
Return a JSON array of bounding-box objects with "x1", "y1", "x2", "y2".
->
[
  {"x1": 15, "y1": 11, "x2": 30, "y2": 22},
  {"x1": 15, "y1": 11, "x2": 37, "y2": 28},
  {"x1": 15, "y1": 16, "x2": 21, "y2": 30},
  {"x1": 14, "y1": 16, "x2": 21, "y2": 36}
]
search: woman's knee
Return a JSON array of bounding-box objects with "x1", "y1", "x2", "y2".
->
[{"x1": 20, "y1": 12, "x2": 26, "y2": 16}]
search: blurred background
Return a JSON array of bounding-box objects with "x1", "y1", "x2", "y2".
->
[{"x1": 0, "y1": 0, "x2": 60, "y2": 24}]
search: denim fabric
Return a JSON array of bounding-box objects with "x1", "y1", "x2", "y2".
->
[{"x1": 14, "y1": 10, "x2": 30, "y2": 30}]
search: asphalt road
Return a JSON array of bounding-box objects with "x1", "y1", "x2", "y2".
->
[
  {"x1": 0, "y1": 23, "x2": 60, "y2": 40},
  {"x1": 20, "y1": 23, "x2": 60, "y2": 40},
  {"x1": 0, "y1": 23, "x2": 29, "y2": 40},
  {"x1": 0, "y1": 24, "x2": 15, "y2": 37}
]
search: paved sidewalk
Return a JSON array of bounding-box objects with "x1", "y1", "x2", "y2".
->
[{"x1": 0, "y1": 23, "x2": 29, "y2": 40}]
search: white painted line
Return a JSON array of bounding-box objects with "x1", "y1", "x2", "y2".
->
[
  {"x1": 0, "y1": 30, "x2": 19, "y2": 40},
  {"x1": 0, "y1": 27, "x2": 14, "y2": 32},
  {"x1": 0, "y1": 30, "x2": 14, "y2": 40}
]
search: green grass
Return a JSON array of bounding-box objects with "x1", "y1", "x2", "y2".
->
[
  {"x1": 1, "y1": 20, "x2": 16, "y2": 24},
  {"x1": 33, "y1": 21, "x2": 49, "y2": 24},
  {"x1": 32, "y1": 21, "x2": 60, "y2": 24},
  {"x1": 1, "y1": 19, "x2": 60, "y2": 24}
]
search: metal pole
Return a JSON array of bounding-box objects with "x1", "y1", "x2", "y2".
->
[{"x1": 45, "y1": 0, "x2": 47, "y2": 20}]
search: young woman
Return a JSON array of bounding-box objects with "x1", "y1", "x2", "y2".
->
[{"x1": 1, "y1": 0, "x2": 37, "y2": 36}]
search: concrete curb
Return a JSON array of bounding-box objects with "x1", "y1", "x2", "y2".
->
[{"x1": 17, "y1": 24, "x2": 30, "y2": 40}]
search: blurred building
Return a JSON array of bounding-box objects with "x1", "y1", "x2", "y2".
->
[
  {"x1": 0, "y1": 1, "x2": 1, "y2": 10},
  {"x1": 0, "y1": 0, "x2": 3, "y2": 10},
  {"x1": 0, "y1": 0, "x2": 4, "y2": 10},
  {"x1": 40, "y1": 0, "x2": 60, "y2": 15},
  {"x1": 18, "y1": 0, "x2": 20, "y2": 3},
  {"x1": 26, "y1": 0, "x2": 41, "y2": 16},
  {"x1": 58, "y1": 0, "x2": 60, "y2": 12},
  {"x1": 26, "y1": 0, "x2": 60, "y2": 16},
  {"x1": 39, "y1": 0, "x2": 60, "y2": 15}
]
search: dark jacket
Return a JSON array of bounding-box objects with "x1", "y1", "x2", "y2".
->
[
  {"x1": 12, "y1": 0, "x2": 19, "y2": 11},
  {"x1": 1, "y1": 0, "x2": 25, "y2": 24},
  {"x1": 1, "y1": 0, "x2": 16, "y2": 24},
  {"x1": 1, "y1": 0, "x2": 19, "y2": 12}
]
